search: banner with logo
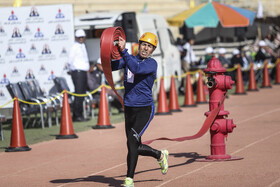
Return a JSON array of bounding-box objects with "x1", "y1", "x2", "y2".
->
[{"x1": 0, "y1": 4, "x2": 74, "y2": 109}]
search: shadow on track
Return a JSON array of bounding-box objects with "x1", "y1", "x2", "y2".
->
[
  {"x1": 50, "y1": 175, "x2": 123, "y2": 187},
  {"x1": 50, "y1": 152, "x2": 205, "y2": 186},
  {"x1": 116, "y1": 152, "x2": 205, "y2": 178}
]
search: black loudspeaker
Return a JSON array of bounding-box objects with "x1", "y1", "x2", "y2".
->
[
  {"x1": 235, "y1": 27, "x2": 247, "y2": 41},
  {"x1": 180, "y1": 23, "x2": 195, "y2": 41},
  {"x1": 121, "y1": 12, "x2": 138, "y2": 42}
]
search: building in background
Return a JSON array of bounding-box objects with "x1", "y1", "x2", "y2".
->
[{"x1": 0, "y1": 0, "x2": 279, "y2": 18}]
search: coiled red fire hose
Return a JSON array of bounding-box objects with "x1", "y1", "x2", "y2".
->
[
  {"x1": 143, "y1": 94, "x2": 226, "y2": 145},
  {"x1": 100, "y1": 27, "x2": 126, "y2": 105}
]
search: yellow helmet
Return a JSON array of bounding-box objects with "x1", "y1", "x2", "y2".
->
[{"x1": 139, "y1": 32, "x2": 158, "y2": 48}]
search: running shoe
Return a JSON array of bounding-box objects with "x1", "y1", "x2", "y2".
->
[
  {"x1": 123, "y1": 177, "x2": 134, "y2": 187},
  {"x1": 158, "y1": 149, "x2": 169, "y2": 175}
]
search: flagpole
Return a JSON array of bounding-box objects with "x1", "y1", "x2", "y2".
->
[
  {"x1": 257, "y1": 0, "x2": 263, "y2": 40},
  {"x1": 13, "y1": 0, "x2": 22, "y2": 7},
  {"x1": 190, "y1": 0, "x2": 195, "y2": 8}
]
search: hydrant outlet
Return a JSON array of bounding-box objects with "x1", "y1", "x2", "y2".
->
[
  {"x1": 225, "y1": 76, "x2": 235, "y2": 90},
  {"x1": 226, "y1": 119, "x2": 236, "y2": 133},
  {"x1": 210, "y1": 122, "x2": 220, "y2": 132},
  {"x1": 207, "y1": 81, "x2": 215, "y2": 89}
]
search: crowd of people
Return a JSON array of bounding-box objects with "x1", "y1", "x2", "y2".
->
[
  {"x1": 176, "y1": 31, "x2": 280, "y2": 90},
  {"x1": 178, "y1": 37, "x2": 279, "y2": 70}
]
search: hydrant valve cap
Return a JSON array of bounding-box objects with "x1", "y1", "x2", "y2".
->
[{"x1": 204, "y1": 56, "x2": 226, "y2": 73}]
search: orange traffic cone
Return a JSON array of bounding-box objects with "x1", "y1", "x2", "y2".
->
[
  {"x1": 156, "y1": 77, "x2": 171, "y2": 115},
  {"x1": 56, "y1": 90, "x2": 78, "y2": 139},
  {"x1": 93, "y1": 85, "x2": 115, "y2": 129},
  {"x1": 234, "y1": 65, "x2": 246, "y2": 94},
  {"x1": 168, "y1": 76, "x2": 181, "y2": 112},
  {"x1": 6, "y1": 97, "x2": 31, "y2": 152},
  {"x1": 247, "y1": 63, "x2": 258, "y2": 91},
  {"x1": 182, "y1": 73, "x2": 196, "y2": 107},
  {"x1": 274, "y1": 60, "x2": 280, "y2": 85},
  {"x1": 196, "y1": 71, "x2": 207, "y2": 104},
  {"x1": 261, "y1": 61, "x2": 272, "y2": 88}
]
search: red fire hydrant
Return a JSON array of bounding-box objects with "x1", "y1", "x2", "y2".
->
[{"x1": 202, "y1": 57, "x2": 242, "y2": 161}]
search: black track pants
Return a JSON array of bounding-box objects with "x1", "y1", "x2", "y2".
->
[
  {"x1": 71, "y1": 70, "x2": 87, "y2": 118},
  {"x1": 124, "y1": 105, "x2": 161, "y2": 178}
]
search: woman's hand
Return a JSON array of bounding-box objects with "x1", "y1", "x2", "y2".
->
[{"x1": 118, "y1": 36, "x2": 126, "y2": 51}]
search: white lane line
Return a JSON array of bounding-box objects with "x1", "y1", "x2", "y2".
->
[
  {"x1": 236, "y1": 108, "x2": 280, "y2": 125},
  {"x1": 56, "y1": 163, "x2": 126, "y2": 187},
  {"x1": 231, "y1": 130, "x2": 280, "y2": 155},
  {"x1": 0, "y1": 158, "x2": 62, "y2": 178},
  {"x1": 268, "y1": 178, "x2": 280, "y2": 187},
  {"x1": 156, "y1": 163, "x2": 214, "y2": 187}
]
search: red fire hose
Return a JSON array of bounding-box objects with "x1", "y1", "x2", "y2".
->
[
  {"x1": 143, "y1": 94, "x2": 226, "y2": 145},
  {"x1": 100, "y1": 27, "x2": 126, "y2": 105}
]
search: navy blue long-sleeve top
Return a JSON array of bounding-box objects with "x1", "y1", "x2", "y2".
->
[{"x1": 111, "y1": 49, "x2": 157, "y2": 107}]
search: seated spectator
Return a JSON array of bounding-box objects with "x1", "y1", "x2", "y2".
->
[
  {"x1": 87, "y1": 58, "x2": 124, "y2": 113},
  {"x1": 255, "y1": 40, "x2": 274, "y2": 64},
  {"x1": 230, "y1": 49, "x2": 244, "y2": 82},
  {"x1": 87, "y1": 62, "x2": 102, "y2": 91},
  {"x1": 200, "y1": 46, "x2": 215, "y2": 65},
  {"x1": 239, "y1": 46, "x2": 251, "y2": 85},
  {"x1": 230, "y1": 49, "x2": 244, "y2": 68},
  {"x1": 239, "y1": 45, "x2": 251, "y2": 69},
  {"x1": 218, "y1": 48, "x2": 230, "y2": 68}
]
